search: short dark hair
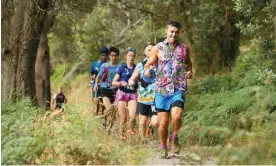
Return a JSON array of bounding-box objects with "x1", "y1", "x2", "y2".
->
[
  {"x1": 166, "y1": 20, "x2": 181, "y2": 29},
  {"x1": 99, "y1": 47, "x2": 109, "y2": 55},
  {"x1": 144, "y1": 42, "x2": 155, "y2": 49},
  {"x1": 109, "y1": 47, "x2": 120, "y2": 56}
]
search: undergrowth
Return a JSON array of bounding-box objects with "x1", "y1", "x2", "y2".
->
[
  {"x1": 179, "y1": 49, "x2": 276, "y2": 164},
  {"x1": 1, "y1": 98, "x2": 149, "y2": 165}
]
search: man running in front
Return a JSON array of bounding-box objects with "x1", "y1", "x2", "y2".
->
[{"x1": 144, "y1": 20, "x2": 193, "y2": 158}]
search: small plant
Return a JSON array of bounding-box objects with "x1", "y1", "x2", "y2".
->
[{"x1": 1, "y1": 97, "x2": 149, "y2": 165}]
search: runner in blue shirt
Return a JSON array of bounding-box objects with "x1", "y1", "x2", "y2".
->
[
  {"x1": 94, "y1": 47, "x2": 120, "y2": 125},
  {"x1": 90, "y1": 47, "x2": 109, "y2": 112}
]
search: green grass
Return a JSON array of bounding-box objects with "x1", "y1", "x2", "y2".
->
[
  {"x1": 1, "y1": 98, "x2": 149, "y2": 165},
  {"x1": 179, "y1": 51, "x2": 276, "y2": 164}
]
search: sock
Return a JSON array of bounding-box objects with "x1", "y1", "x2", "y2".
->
[
  {"x1": 171, "y1": 132, "x2": 178, "y2": 140},
  {"x1": 161, "y1": 143, "x2": 167, "y2": 149}
]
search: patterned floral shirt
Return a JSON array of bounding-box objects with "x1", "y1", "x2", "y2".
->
[{"x1": 155, "y1": 39, "x2": 188, "y2": 96}]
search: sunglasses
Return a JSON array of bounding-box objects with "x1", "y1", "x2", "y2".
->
[{"x1": 127, "y1": 47, "x2": 136, "y2": 52}]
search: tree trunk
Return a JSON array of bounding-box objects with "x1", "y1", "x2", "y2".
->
[
  {"x1": 35, "y1": 14, "x2": 55, "y2": 110},
  {"x1": 1, "y1": 0, "x2": 49, "y2": 104}
]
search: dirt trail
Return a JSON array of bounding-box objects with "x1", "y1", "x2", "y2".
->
[
  {"x1": 66, "y1": 81, "x2": 217, "y2": 165},
  {"x1": 145, "y1": 140, "x2": 217, "y2": 165},
  {"x1": 145, "y1": 141, "x2": 180, "y2": 165}
]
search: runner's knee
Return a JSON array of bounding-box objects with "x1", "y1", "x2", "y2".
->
[
  {"x1": 172, "y1": 114, "x2": 182, "y2": 122},
  {"x1": 159, "y1": 119, "x2": 169, "y2": 128},
  {"x1": 151, "y1": 119, "x2": 159, "y2": 127}
]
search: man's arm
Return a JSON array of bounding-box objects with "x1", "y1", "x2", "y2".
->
[
  {"x1": 94, "y1": 74, "x2": 100, "y2": 92},
  {"x1": 185, "y1": 46, "x2": 193, "y2": 79},
  {"x1": 95, "y1": 64, "x2": 103, "y2": 86},
  {"x1": 90, "y1": 63, "x2": 96, "y2": 81}
]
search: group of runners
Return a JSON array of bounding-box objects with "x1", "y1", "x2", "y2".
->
[{"x1": 89, "y1": 20, "x2": 193, "y2": 158}]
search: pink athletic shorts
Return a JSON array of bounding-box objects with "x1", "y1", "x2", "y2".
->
[{"x1": 115, "y1": 90, "x2": 138, "y2": 103}]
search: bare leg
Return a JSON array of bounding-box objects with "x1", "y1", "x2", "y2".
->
[
  {"x1": 171, "y1": 107, "x2": 183, "y2": 138},
  {"x1": 170, "y1": 106, "x2": 183, "y2": 153},
  {"x1": 146, "y1": 117, "x2": 151, "y2": 138},
  {"x1": 118, "y1": 101, "x2": 127, "y2": 138},
  {"x1": 151, "y1": 114, "x2": 159, "y2": 127},
  {"x1": 139, "y1": 114, "x2": 148, "y2": 141},
  {"x1": 158, "y1": 112, "x2": 169, "y2": 148},
  {"x1": 102, "y1": 97, "x2": 112, "y2": 121},
  {"x1": 94, "y1": 97, "x2": 100, "y2": 115},
  {"x1": 128, "y1": 100, "x2": 137, "y2": 133}
]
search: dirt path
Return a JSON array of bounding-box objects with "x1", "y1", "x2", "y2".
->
[
  {"x1": 65, "y1": 81, "x2": 217, "y2": 165},
  {"x1": 145, "y1": 141, "x2": 181, "y2": 165},
  {"x1": 145, "y1": 140, "x2": 217, "y2": 165}
]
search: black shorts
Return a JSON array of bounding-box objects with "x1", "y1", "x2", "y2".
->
[
  {"x1": 137, "y1": 102, "x2": 155, "y2": 117},
  {"x1": 101, "y1": 88, "x2": 116, "y2": 103},
  {"x1": 92, "y1": 88, "x2": 101, "y2": 98},
  {"x1": 55, "y1": 103, "x2": 64, "y2": 109}
]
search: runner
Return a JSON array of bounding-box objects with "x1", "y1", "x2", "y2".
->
[
  {"x1": 112, "y1": 47, "x2": 138, "y2": 141},
  {"x1": 144, "y1": 20, "x2": 193, "y2": 158},
  {"x1": 128, "y1": 42, "x2": 158, "y2": 144},
  {"x1": 90, "y1": 47, "x2": 109, "y2": 114},
  {"x1": 94, "y1": 47, "x2": 120, "y2": 125},
  {"x1": 51, "y1": 87, "x2": 67, "y2": 111}
]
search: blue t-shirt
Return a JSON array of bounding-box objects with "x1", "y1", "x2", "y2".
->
[
  {"x1": 116, "y1": 63, "x2": 138, "y2": 93},
  {"x1": 98, "y1": 62, "x2": 120, "y2": 89},
  {"x1": 90, "y1": 60, "x2": 104, "y2": 87}
]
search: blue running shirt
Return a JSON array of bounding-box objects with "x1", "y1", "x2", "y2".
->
[{"x1": 98, "y1": 62, "x2": 120, "y2": 89}]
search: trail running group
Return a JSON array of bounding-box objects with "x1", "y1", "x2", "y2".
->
[{"x1": 51, "y1": 20, "x2": 193, "y2": 159}]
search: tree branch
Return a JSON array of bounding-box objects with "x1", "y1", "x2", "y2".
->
[
  {"x1": 115, "y1": 14, "x2": 146, "y2": 46},
  {"x1": 106, "y1": 0, "x2": 165, "y2": 18}
]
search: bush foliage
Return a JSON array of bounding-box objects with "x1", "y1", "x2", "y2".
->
[{"x1": 1, "y1": 99, "x2": 148, "y2": 165}]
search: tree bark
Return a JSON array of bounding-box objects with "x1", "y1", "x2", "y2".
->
[
  {"x1": 1, "y1": 0, "x2": 49, "y2": 104},
  {"x1": 35, "y1": 14, "x2": 55, "y2": 110}
]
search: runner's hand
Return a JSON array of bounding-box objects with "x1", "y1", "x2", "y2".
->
[
  {"x1": 90, "y1": 75, "x2": 95, "y2": 82},
  {"x1": 93, "y1": 85, "x2": 98, "y2": 92},
  {"x1": 128, "y1": 79, "x2": 135, "y2": 86},
  {"x1": 144, "y1": 69, "x2": 151, "y2": 78},
  {"x1": 120, "y1": 81, "x2": 128, "y2": 87},
  {"x1": 185, "y1": 71, "x2": 193, "y2": 79}
]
